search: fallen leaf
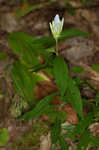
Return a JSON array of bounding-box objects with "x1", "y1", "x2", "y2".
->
[
  {"x1": 34, "y1": 81, "x2": 58, "y2": 100},
  {"x1": 89, "y1": 123, "x2": 99, "y2": 136},
  {"x1": 40, "y1": 133, "x2": 51, "y2": 150},
  {"x1": 62, "y1": 103, "x2": 78, "y2": 125}
]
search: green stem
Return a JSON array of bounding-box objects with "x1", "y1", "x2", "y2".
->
[{"x1": 56, "y1": 39, "x2": 58, "y2": 56}]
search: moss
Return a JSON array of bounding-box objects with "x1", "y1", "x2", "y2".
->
[{"x1": 8, "y1": 120, "x2": 49, "y2": 150}]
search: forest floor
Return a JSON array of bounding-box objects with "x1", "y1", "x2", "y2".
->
[{"x1": 0, "y1": 0, "x2": 99, "y2": 150}]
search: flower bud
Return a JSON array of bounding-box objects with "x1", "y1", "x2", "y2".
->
[{"x1": 50, "y1": 14, "x2": 64, "y2": 40}]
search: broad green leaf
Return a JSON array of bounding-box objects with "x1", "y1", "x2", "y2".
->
[
  {"x1": 82, "y1": 0, "x2": 92, "y2": 6},
  {"x1": 0, "y1": 51, "x2": 7, "y2": 60},
  {"x1": 77, "y1": 131, "x2": 99, "y2": 149},
  {"x1": 45, "y1": 108, "x2": 67, "y2": 123},
  {"x1": 58, "y1": 136, "x2": 68, "y2": 150},
  {"x1": 64, "y1": 113, "x2": 93, "y2": 139},
  {"x1": 60, "y1": 29, "x2": 89, "y2": 40},
  {"x1": 91, "y1": 64, "x2": 99, "y2": 72},
  {"x1": 20, "y1": 93, "x2": 56, "y2": 120},
  {"x1": 62, "y1": 125, "x2": 75, "y2": 131},
  {"x1": 95, "y1": 91, "x2": 99, "y2": 104},
  {"x1": 43, "y1": 67, "x2": 53, "y2": 78},
  {"x1": 82, "y1": 0, "x2": 86, "y2": 6},
  {"x1": 93, "y1": 106, "x2": 99, "y2": 119},
  {"x1": 76, "y1": 131, "x2": 91, "y2": 150},
  {"x1": 11, "y1": 61, "x2": 37, "y2": 104},
  {"x1": 21, "y1": 0, "x2": 26, "y2": 4},
  {"x1": 51, "y1": 116, "x2": 61, "y2": 144},
  {"x1": 8, "y1": 32, "x2": 48, "y2": 68},
  {"x1": 74, "y1": 78, "x2": 83, "y2": 86},
  {"x1": 74, "y1": 113, "x2": 93, "y2": 135},
  {"x1": 0, "y1": 93, "x2": 3, "y2": 99},
  {"x1": 71, "y1": 66, "x2": 84, "y2": 74},
  {"x1": 53, "y1": 56, "x2": 68, "y2": 97},
  {"x1": 90, "y1": 135, "x2": 99, "y2": 147},
  {"x1": 51, "y1": 116, "x2": 68, "y2": 149},
  {"x1": 8, "y1": 29, "x2": 89, "y2": 68},
  {"x1": 41, "y1": 29, "x2": 89, "y2": 48},
  {"x1": 8, "y1": 32, "x2": 35, "y2": 54},
  {"x1": 66, "y1": 77, "x2": 83, "y2": 118},
  {"x1": 29, "y1": 29, "x2": 89, "y2": 50},
  {"x1": 0, "y1": 128, "x2": 9, "y2": 146}
]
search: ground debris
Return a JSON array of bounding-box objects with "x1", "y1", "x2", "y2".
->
[{"x1": 59, "y1": 37, "x2": 94, "y2": 63}]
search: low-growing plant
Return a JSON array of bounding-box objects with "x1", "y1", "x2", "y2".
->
[
  {"x1": 0, "y1": 128, "x2": 9, "y2": 146},
  {"x1": 8, "y1": 14, "x2": 99, "y2": 149}
]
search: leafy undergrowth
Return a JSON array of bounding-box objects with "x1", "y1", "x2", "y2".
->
[
  {"x1": 7, "y1": 28, "x2": 99, "y2": 150},
  {"x1": 8, "y1": 120, "x2": 49, "y2": 150}
]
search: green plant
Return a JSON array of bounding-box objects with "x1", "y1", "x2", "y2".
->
[
  {"x1": 8, "y1": 14, "x2": 99, "y2": 149},
  {"x1": 0, "y1": 128, "x2": 9, "y2": 146}
]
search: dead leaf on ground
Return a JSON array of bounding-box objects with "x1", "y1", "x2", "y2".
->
[
  {"x1": 79, "y1": 61, "x2": 99, "y2": 81},
  {"x1": 62, "y1": 103, "x2": 78, "y2": 125},
  {"x1": 59, "y1": 37, "x2": 93, "y2": 63},
  {"x1": 89, "y1": 122, "x2": 99, "y2": 136},
  {"x1": 34, "y1": 81, "x2": 58, "y2": 100},
  {"x1": 40, "y1": 133, "x2": 51, "y2": 150}
]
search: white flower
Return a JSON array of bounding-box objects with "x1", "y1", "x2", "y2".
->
[{"x1": 49, "y1": 14, "x2": 64, "y2": 40}]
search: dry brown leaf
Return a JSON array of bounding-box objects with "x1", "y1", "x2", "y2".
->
[
  {"x1": 62, "y1": 103, "x2": 78, "y2": 125},
  {"x1": 34, "y1": 81, "x2": 58, "y2": 100},
  {"x1": 59, "y1": 37, "x2": 93, "y2": 63},
  {"x1": 79, "y1": 61, "x2": 99, "y2": 81},
  {"x1": 40, "y1": 133, "x2": 51, "y2": 150},
  {"x1": 89, "y1": 122, "x2": 99, "y2": 136}
]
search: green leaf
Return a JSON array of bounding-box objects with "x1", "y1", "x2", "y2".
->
[
  {"x1": 53, "y1": 56, "x2": 68, "y2": 97},
  {"x1": 0, "y1": 92, "x2": 3, "y2": 99},
  {"x1": 76, "y1": 131, "x2": 91, "y2": 150},
  {"x1": 44, "y1": 29, "x2": 89, "y2": 48},
  {"x1": 66, "y1": 77, "x2": 83, "y2": 118},
  {"x1": 90, "y1": 135, "x2": 99, "y2": 147},
  {"x1": 20, "y1": 93, "x2": 56, "y2": 120},
  {"x1": 0, "y1": 128, "x2": 9, "y2": 146},
  {"x1": 71, "y1": 66, "x2": 84, "y2": 74},
  {"x1": 74, "y1": 113, "x2": 93, "y2": 135},
  {"x1": 77, "y1": 131, "x2": 99, "y2": 149},
  {"x1": 93, "y1": 106, "x2": 99, "y2": 119},
  {"x1": 21, "y1": 0, "x2": 26, "y2": 4},
  {"x1": 64, "y1": 113, "x2": 93, "y2": 140},
  {"x1": 43, "y1": 67, "x2": 53, "y2": 78},
  {"x1": 60, "y1": 29, "x2": 90, "y2": 40},
  {"x1": 30, "y1": 29, "x2": 89, "y2": 50},
  {"x1": 58, "y1": 136, "x2": 68, "y2": 150},
  {"x1": 82, "y1": 0, "x2": 86, "y2": 6},
  {"x1": 51, "y1": 116, "x2": 68, "y2": 149},
  {"x1": 91, "y1": 64, "x2": 99, "y2": 72},
  {"x1": 8, "y1": 29, "x2": 89, "y2": 68},
  {"x1": 0, "y1": 51, "x2": 7, "y2": 60},
  {"x1": 11, "y1": 61, "x2": 37, "y2": 104},
  {"x1": 62, "y1": 125, "x2": 75, "y2": 131},
  {"x1": 45, "y1": 108, "x2": 67, "y2": 123},
  {"x1": 51, "y1": 116, "x2": 61, "y2": 144},
  {"x1": 8, "y1": 32, "x2": 47, "y2": 68},
  {"x1": 82, "y1": 0, "x2": 92, "y2": 6},
  {"x1": 95, "y1": 91, "x2": 99, "y2": 104}
]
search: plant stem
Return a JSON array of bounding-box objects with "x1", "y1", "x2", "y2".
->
[{"x1": 56, "y1": 39, "x2": 58, "y2": 56}]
